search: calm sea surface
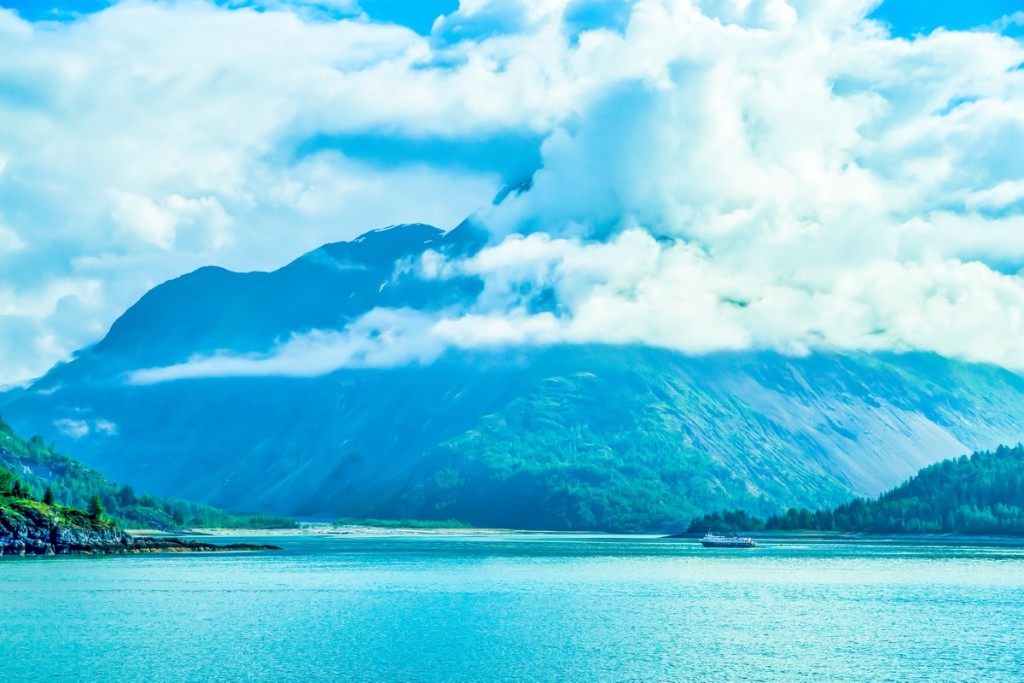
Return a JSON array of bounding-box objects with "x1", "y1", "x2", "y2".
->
[{"x1": 2, "y1": 534, "x2": 1023, "y2": 682}]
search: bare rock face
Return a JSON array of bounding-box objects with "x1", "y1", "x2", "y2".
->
[{"x1": 0, "y1": 501, "x2": 134, "y2": 556}]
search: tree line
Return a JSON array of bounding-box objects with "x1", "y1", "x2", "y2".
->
[
  {"x1": 1, "y1": 417, "x2": 296, "y2": 530},
  {"x1": 689, "y1": 445, "x2": 1024, "y2": 536}
]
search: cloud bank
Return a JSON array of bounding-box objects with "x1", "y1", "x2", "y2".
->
[{"x1": 4, "y1": 0, "x2": 1024, "y2": 383}]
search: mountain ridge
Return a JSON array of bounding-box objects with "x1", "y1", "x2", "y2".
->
[
  {"x1": 0, "y1": 415, "x2": 296, "y2": 531},
  {"x1": 5, "y1": 223, "x2": 1024, "y2": 531}
]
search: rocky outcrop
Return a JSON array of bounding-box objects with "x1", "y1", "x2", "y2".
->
[
  {"x1": 129, "y1": 537, "x2": 281, "y2": 553},
  {"x1": 0, "y1": 499, "x2": 279, "y2": 556},
  {"x1": 0, "y1": 500, "x2": 130, "y2": 555}
]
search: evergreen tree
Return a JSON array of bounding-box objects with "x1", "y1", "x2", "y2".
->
[
  {"x1": 0, "y1": 468, "x2": 14, "y2": 494},
  {"x1": 117, "y1": 484, "x2": 137, "y2": 507},
  {"x1": 43, "y1": 486, "x2": 55, "y2": 506},
  {"x1": 87, "y1": 494, "x2": 105, "y2": 521}
]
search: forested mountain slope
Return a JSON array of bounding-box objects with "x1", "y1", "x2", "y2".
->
[
  {"x1": 0, "y1": 417, "x2": 293, "y2": 530},
  {"x1": 693, "y1": 445, "x2": 1024, "y2": 535},
  {"x1": 5, "y1": 224, "x2": 1024, "y2": 531}
]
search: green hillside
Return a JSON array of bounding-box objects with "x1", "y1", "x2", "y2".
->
[
  {"x1": 9, "y1": 224, "x2": 1024, "y2": 532},
  {"x1": 690, "y1": 444, "x2": 1024, "y2": 536},
  {"x1": 1, "y1": 468, "x2": 121, "y2": 537},
  {"x1": 0, "y1": 416, "x2": 296, "y2": 531}
]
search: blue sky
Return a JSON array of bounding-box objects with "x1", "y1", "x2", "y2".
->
[
  {"x1": 6, "y1": 0, "x2": 1022, "y2": 32},
  {"x1": 2, "y1": 0, "x2": 1024, "y2": 384},
  {"x1": 4, "y1": 0, "x2": 461, "y2": 30},
  {"x1": 871, "y1": 0, "x2": 1024, "y2": 36},
  {"x1": 358, "y1": 0, "x2": 459, "y2": 34}
]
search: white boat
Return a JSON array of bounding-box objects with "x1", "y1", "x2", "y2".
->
[{"x1": 701, "y1": 530, "x2": 757, "y2": 548}]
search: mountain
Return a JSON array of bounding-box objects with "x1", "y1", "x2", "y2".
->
[
  {"x1": 691, "y1": 444, "x2": 1024, "y2": 535},
  {"x1": 0, "y1": 416, "x2": 295, "y2": 530},
  {"x1": 5, "y1": 223, "x2": 1024, "y2": 531},
  {"x1": 89, "y1": 223, "x2": 483, "y2": 368}
]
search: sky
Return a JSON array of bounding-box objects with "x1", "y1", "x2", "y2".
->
[{"x1": 2, "y1": 0, "x2": 1024, "y2": 385}]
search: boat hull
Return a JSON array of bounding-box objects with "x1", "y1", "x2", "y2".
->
[{"x1": 701, "y1": 540, "x2": 757, "y2": 548}]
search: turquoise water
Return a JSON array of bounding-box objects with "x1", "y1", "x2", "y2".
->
[{"x1": 2, "y1": 535, "x2": 1024, "y2": 682}]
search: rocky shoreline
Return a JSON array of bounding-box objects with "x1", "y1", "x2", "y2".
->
[{"x1": 0, "y1": 499, "x2": 279, "y2": 556}]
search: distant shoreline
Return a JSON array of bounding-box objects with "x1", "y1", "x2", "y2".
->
[
  {"x1": 130, "y1": 525, "x2": 584, "y2": 538},
  {"x1": 124, "y1": 526, "x2": 1024, "y2": 545},
  {"x1": 673, "y1": 531, "x2": 1024, "y2": 546}
]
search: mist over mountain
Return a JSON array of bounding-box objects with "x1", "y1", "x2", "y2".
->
[{"x1": 5, "y1": 223, "x2": 1024, "y2": 531}]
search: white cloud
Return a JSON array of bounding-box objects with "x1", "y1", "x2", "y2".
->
[
  {"x1": 54, "y1": 418, "x2": 90, "y2": 439},
  {"x1": 130, "y1": 308, "x2": 448, "y2": 383},
  {"x1": 107, "y1": 190, "x2": 179, "y2": 250},
  {"x1": 94, "y1": 419, "x2": 119, "y2": 435},
  {"x1": 0, "y1": 224, "x2": 24, "y2": 252},
  {"x1": 430, "y1": 228, "x2": 1024, "y2": 368},
  {"x1": 5, "y1": 0, "x2": 1024, "y2": 384},
  {"x1": 965, "y1": 180, "x2": 1024, "y2": 212},
  {"x1": 135, "y1": 230, "x2": 1024, "y2": 380},
  {"x1": 107, "y1": 190, "x2": 234, "y2": 251},
  {"x1": 52, "y1": 416, "x2": 119, "y2": 438},
  {"x1": 993, "y1": 12, "x2": 1024, "y2": 32}
]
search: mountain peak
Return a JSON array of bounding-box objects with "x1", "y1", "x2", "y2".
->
[
  {"x1": 297, "y1": 223, "x2": 443, "y2": 272},
  {"x1": 13, "y1": 220, "x2": 1024, "y2": 532},
  {"x1": 352, "y1": 223, "x2": 443, "y2": 243},
  {"x1": 78, "y1": 222, "x2": 477, "y2": 369}
]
